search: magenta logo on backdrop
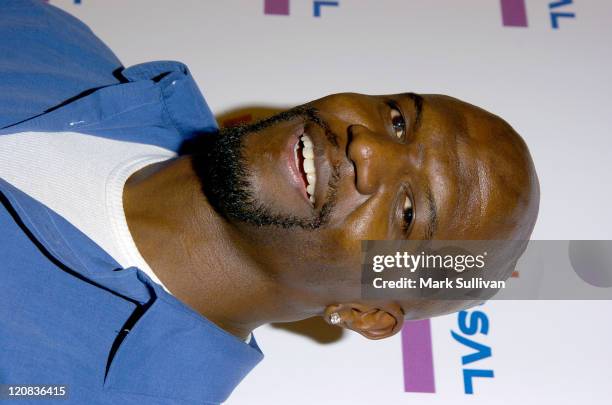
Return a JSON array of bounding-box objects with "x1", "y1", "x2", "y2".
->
[
  {"x1": 402, "y1": 320, "x2": 436, "y2": 393},
  {"x1": 500, "y1": 0, "x2": 528, "y2": 27},
  {"x1": 264, "y1": 0, "x2": 290, "y2": 15}
]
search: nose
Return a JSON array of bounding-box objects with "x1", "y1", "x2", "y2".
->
[{"x1": 347, "y1": 124, "x2": 404, "y2": 195}]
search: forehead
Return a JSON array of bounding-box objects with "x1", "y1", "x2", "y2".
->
[
  {"x1": 398, "y1": 94, "x2": 532, "y2": 239},
  {"x1": 426, "y1": 97, "x2": 534, "y2": 239}
]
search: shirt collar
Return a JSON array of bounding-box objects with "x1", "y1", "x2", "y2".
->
[{"x1": 0, "y1": 61, "x2": 219, "y2": 153}]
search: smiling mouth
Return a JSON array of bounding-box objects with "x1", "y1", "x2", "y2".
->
[{"x1": 293, "y1": 133, "x2": 317, "y2": 205}]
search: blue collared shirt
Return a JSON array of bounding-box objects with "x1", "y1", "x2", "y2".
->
[{"x1": 0, "y1": 1, "x2": 263, "y2": 404}]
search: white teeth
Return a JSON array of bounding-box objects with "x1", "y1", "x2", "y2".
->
[
  {"x1": 303, "y1": 158, "x2": 315, "y2": 173},
  {"x1": 302, "y1": 146, "x2": 314, "y2": 159},
  {"x1": 302, "y1": 136, "x2": 313, "y2": 147},
  {"x1": 299, "y1": 134, "x2": 317, "y2": 205}
]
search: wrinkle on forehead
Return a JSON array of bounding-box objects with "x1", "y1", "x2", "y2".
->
[
  {"x1": 456, "y1": 134, "x2": 491, "y2": 235},
  {"x1": 475, "y1": 158, "x2": 491, "y2": 223}
]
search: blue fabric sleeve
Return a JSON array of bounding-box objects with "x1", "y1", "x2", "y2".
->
[{"x1": 0, "y1": 0, "x2": 123, "y2": 127}]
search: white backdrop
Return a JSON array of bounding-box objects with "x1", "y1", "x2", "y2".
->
[{"x1": 49, "y1": 1, "x2": 612, "y2": 404}]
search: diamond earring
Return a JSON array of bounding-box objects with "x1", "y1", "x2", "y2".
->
[{"x1": 329, "y1": 312, "x2": 342, "y2": 325}]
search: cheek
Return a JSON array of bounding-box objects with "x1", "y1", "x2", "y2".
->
[
  {"x1": 269, "y1": 227, "x2": 361, "y2": 271},
  {"x1": 291, "y1": 189, "x2": 397, "y2": 278},
  {"x1": 250, "y1": 228, "x2": 363, "y2": 292},
  {"x1": 297, "y1": 229, "x2": 364, "y2": 290},
  {"x1": 335, "y1": 193, "x2": 394, "y2": 242},
  {"x1": 302, "y1": 204, "x2": 392, "y2": 272},
  {"x1": 306, "y1": 228, "x2": 363, "y2": 268}
]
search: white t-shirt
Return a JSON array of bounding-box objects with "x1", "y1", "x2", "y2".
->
[{"x1": 0, "y1": 131, "x2": 175, "y2": 292}]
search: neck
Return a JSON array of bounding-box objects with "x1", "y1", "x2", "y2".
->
[{"x1": 123, "y1": 156, "x2": 318, "y2": 340}]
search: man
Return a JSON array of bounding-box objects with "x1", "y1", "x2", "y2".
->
[{"x1": 0, "y1": 1, "x2": 539, "y2": 404}]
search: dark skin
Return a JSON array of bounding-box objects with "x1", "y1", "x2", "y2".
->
[{"x1": 124, "y1": 93, "x2": 539, "y2": 341}]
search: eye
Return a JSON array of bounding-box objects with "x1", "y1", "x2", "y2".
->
[
  {"x1": 402, "y1": 194, "x2": 414, "y2": 232},
  {"x1": 390, "y1": 105, "x2": 406, "y2": 139}
]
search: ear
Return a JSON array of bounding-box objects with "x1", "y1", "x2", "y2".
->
[{"x1": 323, "y1": 302, "x2": 404, "y2": 340}]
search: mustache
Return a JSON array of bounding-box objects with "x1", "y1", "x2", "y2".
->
[
  {"x1": 181, "y1": 105, "x2": 339, "y2": 155},
  {"x1": 223, "y1": 105, "x2": 339, "y2": 149}
]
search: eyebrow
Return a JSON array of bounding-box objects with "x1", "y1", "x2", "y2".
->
[
  {"x1": 424, "y1": 186, "x2": 438, "y2": 239},
  {"x1": 399, "y1": 92, "x2": 424, "y2": 132}
]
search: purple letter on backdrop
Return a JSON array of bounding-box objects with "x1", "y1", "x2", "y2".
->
[
  {"x1": 265, "y1": 0, "x2": 290, "y2": 15},
  {"x1": 501, "y1": 0, "x2": 528, "y2": 27},
  {"x1": 402, "y1": 320, "x2": 436, "y2": 393}
]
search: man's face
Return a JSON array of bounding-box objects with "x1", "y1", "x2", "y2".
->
[{"x1": 195, "y1": 92, "x2": 539, "y2": 315}]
